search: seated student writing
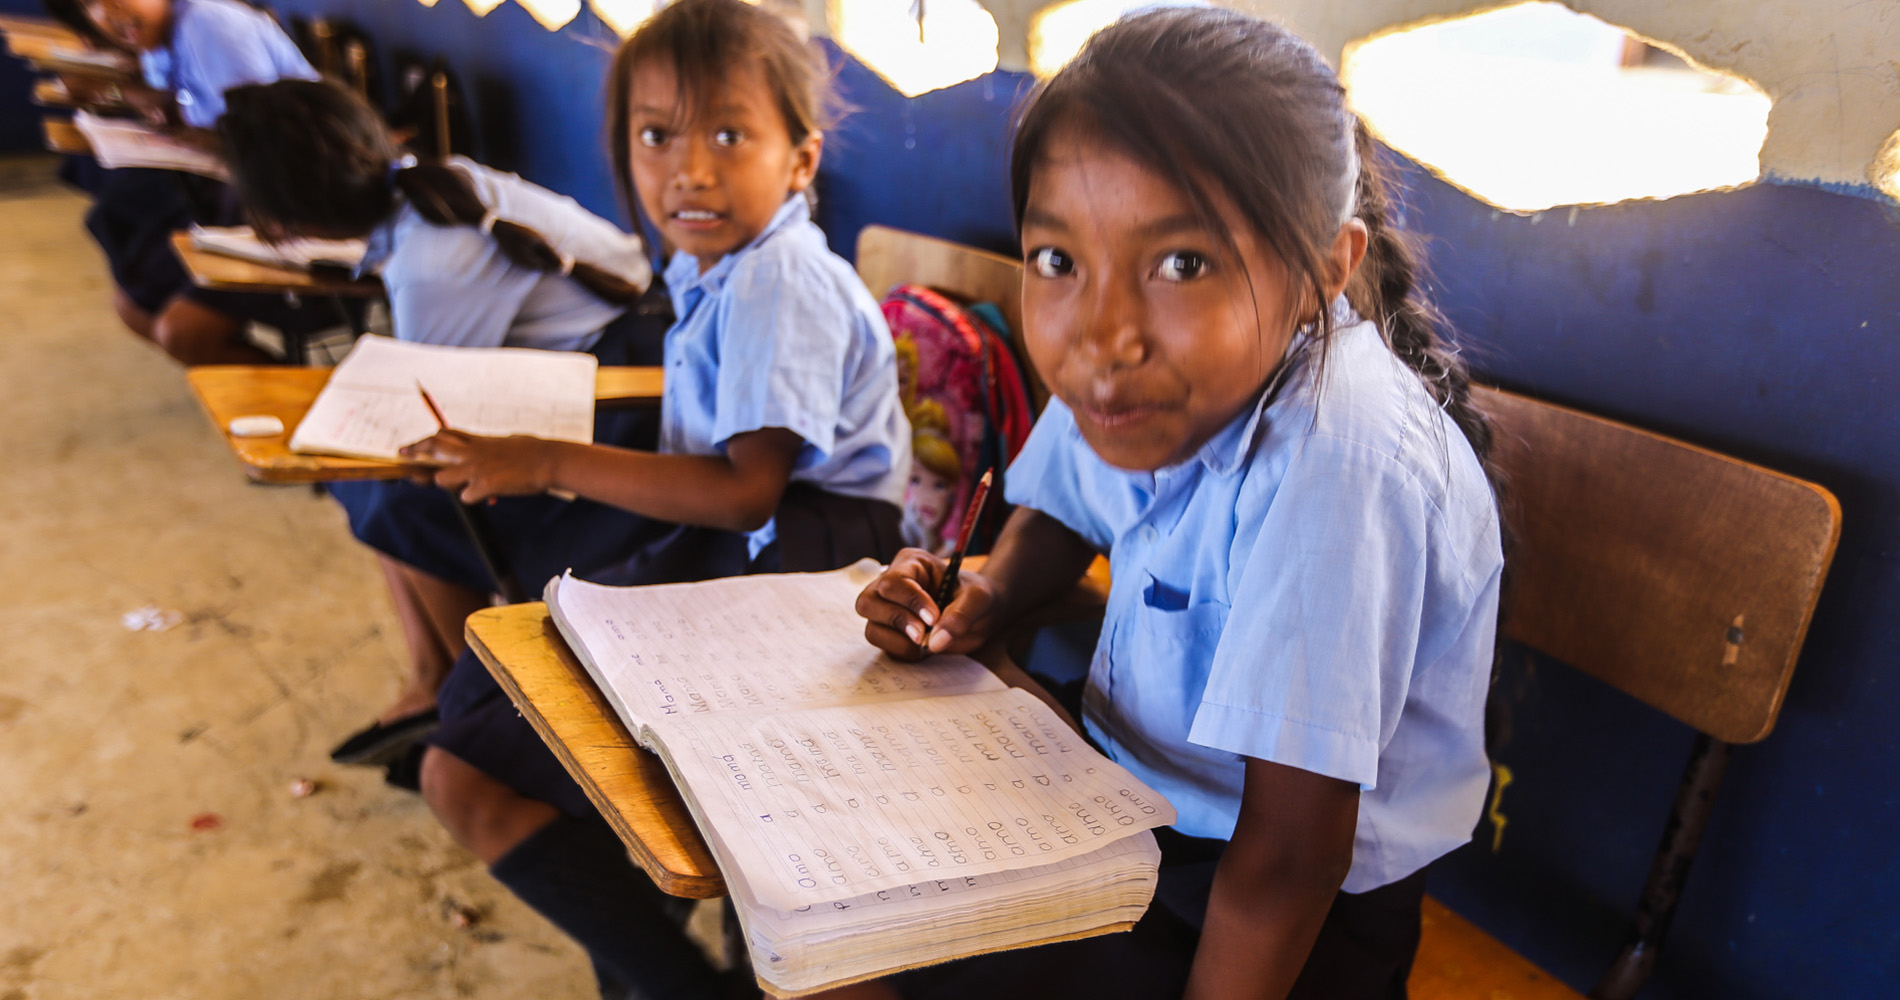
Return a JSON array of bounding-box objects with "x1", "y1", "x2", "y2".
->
[
  {"x1": 850, "y1": 9, "x2": 1502, "y2": 1000},
  {"x1": 395, "y1": 1, "x2": 909, "y2": 996},
  {"x1": 217, "y1": 78, "x2": 658, "y2": 773},
  {"x1": 61, "y1": 0, "x2": 324, "y2": 365}
]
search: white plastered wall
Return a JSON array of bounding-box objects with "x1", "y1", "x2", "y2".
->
[{"x1": 802, "y1": 0, "x2": 1900, "y2": 194}]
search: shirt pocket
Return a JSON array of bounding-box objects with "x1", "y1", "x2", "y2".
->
[{"x1": 1093, "y1": 577, "x2": 1230, "y2": 754}]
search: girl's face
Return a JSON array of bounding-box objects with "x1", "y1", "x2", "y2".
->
[
  {"x1": 84, "y1": 0, "x2": 168, "y2": 52},
  {"x1": 627, "y1": 59, "x2": 821, "y2": 270},
  {"x1": 1020, "y1": 123, "x2": 1362, "y2": 471}
]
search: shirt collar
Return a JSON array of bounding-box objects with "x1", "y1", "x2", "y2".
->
[
  {"x1": 1185, "y1": 294, "x2": 1361, "y2": 478},
  {"x1": 663, "y1": 194, "x2": 810, "y2": 310}
]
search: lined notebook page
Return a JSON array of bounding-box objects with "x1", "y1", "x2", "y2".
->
[
  {"x1": 651, "y1": 688, "x2": 1176, "y2": 911},
  {"x1": 190, "y1": 225, "x2": 368, "y2": 270},
  {"x1": 289, "y1": 336, "x2": 597, "y2": 461},
  {"x1": 73, "y1": 112, "x2": 226, "y2": 179},
  {"x1": 548, "y1": 564, "x2": 1006, "y2": 737}
]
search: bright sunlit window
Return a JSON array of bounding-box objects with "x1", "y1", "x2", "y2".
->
[
  {"x1": 516, "y1": 0, "x2": 581, "y2": 30},
  {"x1": 589, "y1": 0, "x2": 656, "y2": 37},
  {"x1": 1344, "y1": 1, "x2": 1770, "y2": 212},
  {"x1": 830, "y1": 0, "x2": 999, "y2": 98},
  {"x1": 461, "y1": 0, "x2": 506, "y2": 16},
  {"x1": 1028, "y1": 0, "x2": 1203, "y2": 78}
]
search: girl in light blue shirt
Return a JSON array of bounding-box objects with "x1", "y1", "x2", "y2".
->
[{"x1": 854, "y1": 9, "x2": 1501, "y2": 1000}]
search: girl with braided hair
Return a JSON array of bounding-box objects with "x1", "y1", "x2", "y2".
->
[{"x1": 847, "y1": 8, "x2": 1501, "y2": 1000}]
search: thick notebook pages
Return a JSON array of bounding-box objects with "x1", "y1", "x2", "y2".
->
[
  {"x1": 73, "y1": 112, "x2": 226, "y2": 180},
  {"x1": 189, "y1": 225, "x2": 368, "y2": 271},
  {"x1": 546, "y1": 565, "x2": 1175, "y2": 995},
  {"x1": 289, "y1": 336, "x2": 597, "y2": 462}
]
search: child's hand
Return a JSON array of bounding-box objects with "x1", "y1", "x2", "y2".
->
[
  {"x1": 856, "y1": 548, "x2": 999, "y2": 660},
  {"x1": 400, "y1": 430, "x2": 559, "y2": 503}
]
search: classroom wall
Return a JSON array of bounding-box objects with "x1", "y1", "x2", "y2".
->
[{"x1": 161, "y1": 0, "x2": 1900, "y2": 995}]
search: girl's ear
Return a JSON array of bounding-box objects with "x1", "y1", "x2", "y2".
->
[
  {"x1": 788, "y1": 131, "x2": 824, "y2": 194},
  {"x1": 1323, "y1": 218, "x2": 1369, "y2": 303}
]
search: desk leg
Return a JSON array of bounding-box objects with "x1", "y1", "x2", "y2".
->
[
  {"x1": 329, "y1": 294, "x2": 364, "y2": 341},
  {"x1": 449, "y1": 498, "x2": 526, "y2": 604}
]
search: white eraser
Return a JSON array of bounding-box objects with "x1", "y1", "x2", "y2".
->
[{"x1": 228, "y1": 415, "x2": 285, "y2": 438}]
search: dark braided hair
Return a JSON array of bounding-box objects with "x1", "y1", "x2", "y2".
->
[
  {"x1": 1010, "y1": 7, "x2": 1496, "y2": 485},
  {"x1": 218, "y1": 78, "x2": 642, "y2": 307}
]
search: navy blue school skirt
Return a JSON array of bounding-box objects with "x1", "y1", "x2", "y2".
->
[
  {"x1": 326, "y1": 306, "x2": 668, "y2": 596},
  {"x1": 81, "y1": 164, "x2": 339, "y2": 334}
]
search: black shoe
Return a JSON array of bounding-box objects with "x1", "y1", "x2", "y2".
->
[
  {"x1": 383, "y1": 742, "x2": 426, "y2": 793},
  {"x1": 329, "y1": 707, "x2": 440, "y2": 766}
]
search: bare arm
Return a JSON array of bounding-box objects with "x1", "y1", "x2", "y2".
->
[
  {"x1": 405, "y1": 427, "x2": 802, "y2": 534},
  {"x1": 1186, "y1": 757, "x2": 1360, "y2": 1000}
]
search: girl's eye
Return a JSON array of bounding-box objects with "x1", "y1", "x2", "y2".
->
[
  {"x1": 638, "y1": 127, "x2": 668, "y2": 148},
  {"x1": 1028, "y1": 247, "x2": 1072, "y2": 279},
  {"x1": 1156, "y1": 251, "x2": 1208, "y2": 282},
  {"x1": 713, "y1": 128, "x2": 743, "y2": 148}
]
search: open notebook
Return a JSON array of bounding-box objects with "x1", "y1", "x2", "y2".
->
[
  {"x1": 189, "y1": 225, "x2": 368, "y2": 272},
  {"x1": 546, "y1": 563, "x2": 1174, "y2": 996},
  {"x1": 289, "y1": 336, "x2": 597, "y2": 462},
  {"x1": 73, "y1": 112, "x2": 226, "y2": 180}
]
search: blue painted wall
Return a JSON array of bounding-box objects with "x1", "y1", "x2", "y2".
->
[{"x1": 208, "y1": 3, "x2": 1900, "y2": 995}]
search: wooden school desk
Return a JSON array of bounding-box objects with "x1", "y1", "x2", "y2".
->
[
  {"x1": 170, "y1": 231, "x2": 382, "y2": 363},
  {"x1": 461, "y1": 559, "x2": 1113, "y2": 899},
  {"x1": 42, "y1": 117, "x2": 87, "y2": 155},
  {"x1": 187, "y1": 363, "x2": 664, "y2": 600}
]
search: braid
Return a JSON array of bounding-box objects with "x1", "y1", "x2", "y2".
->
[
  {"x1": 391, "y1": 163, "x2": 644, "y2": 308},
  {"x1": 1348, "y1": 120, "x2": 1497, "y2": 485}
]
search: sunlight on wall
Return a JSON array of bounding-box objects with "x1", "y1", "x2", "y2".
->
[
  {"x1": 830, "y1": 0, "x2": 999, "y2": 97},
  {"x1": 1344, "y1": 2, "x2": 1770, "y2": 212},
  {"x1": 589, "y1": 0, "x2": 656, "y2": 36},
  {"x1": 461, "y1": 0, "x2": 506, "y2": 16},
  {"x1": 1877, "y1": 131, "x2": 1900, "y2": 203},
  {"x1": 1028, "y1": 0, "x2": 1202, "y2": 78},
  {"x1": 516, "y1": 0, "x2": 581, "y2": 30}
]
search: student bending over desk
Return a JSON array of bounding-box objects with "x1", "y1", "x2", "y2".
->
[
  {"x1": 215, "y1": 78, "x2": 663, "y2": 778},
  {"x1": 57, "y1": 0, "x2": 331, "y2": 365},
  {"x1": 395, "y1": 2, "x2": 910, "y2": 996},
  {"x1": 843, "y1": 10, "x2": 1502, "y2": 1000}
]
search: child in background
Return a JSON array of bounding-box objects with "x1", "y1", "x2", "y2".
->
[
  {"x1": 217, "y1": 78, "x2": 658, "y2": 774},
  {"x1": 850, "y1": 8, "x2": 1502, "y2": 1000},
  {"x1": 400, "y1": 1, "x2": 909, "y2": 996},
  {"x1": 68, "y1": 0, "x2": 322, "y2": 364}
]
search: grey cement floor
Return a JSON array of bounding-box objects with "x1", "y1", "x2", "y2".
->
[{"x1": 0, "y1": 159, "x2": 598, "y2": 999}]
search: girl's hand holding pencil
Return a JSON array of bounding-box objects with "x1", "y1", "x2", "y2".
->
[
  {"x1": 855, "y1": 549, "x2": 1001, "y2": 660},
  {"x1": 400, "y1": 430, "x2": 562, "y2": 504}
]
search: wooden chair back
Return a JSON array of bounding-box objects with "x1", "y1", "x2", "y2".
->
[
  {"x1": 854, "y1": 225, "x2": 1045, "y2": 408},
  {"x1": 1480, "y1": 387, "x2": 1840, "y2": 743}
]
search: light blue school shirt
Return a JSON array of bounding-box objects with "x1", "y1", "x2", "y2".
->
[
  {"x1": 139, "y1": 0, "x2": 317, "y2": 129},
  {"x1": 660, "y1": 195, "x2": 911, "y2": 557},
  {"x1": 1006, "y1": 307, "x2": 1503, "y2": 892},
  {"x1": 355, "y1": 157, "x2": 652, "y2": 351}
]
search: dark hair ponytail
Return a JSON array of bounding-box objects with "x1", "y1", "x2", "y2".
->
[
  {"x1": 221, "y1": 79, "x2": 640, "y2": 308},
  {"x1": 1347, "y1": 120, "x2": 1494, "y2": 472},
  {"x1": 1010, "y1": 7, "x2": 1496, "y2": 485},
  {"x1": 391, "y1": 164, "x2": 644, "y2": 307}
]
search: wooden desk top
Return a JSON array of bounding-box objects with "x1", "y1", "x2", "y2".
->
[
  {"x1": 9, "y1": 35, "x2": 135, "y2": 78},
  {"x1": 187, "y1": 364, "x2": 666, "y2": 484},
  {"x1": 0, "y1": 14, "x2": 81, "y2": 43},
  {"x1": 42, "y1": 117, "x2": 87, "y2": 156},
  {"x1": 463, "y1": 560, "x2": 1113, "y2": 901},
  {"x1": 32, "y1": 78, "x2": 74, "y2": 109},
  {"x1": 169, "y1": 232, "x2": 384, "y2": 298}
]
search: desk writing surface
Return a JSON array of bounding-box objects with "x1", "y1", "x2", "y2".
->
[
  {"x1": 42, "y1": 118, "x2": 87, "y2": 155},
  {"x1": 187, "y1": 364, "x2": 667, "y2": 484},
  {"x1": 169, "y1": 232, "x2": 383, "y2": 298},
  {"x1": 462, "y1": 559, "x2": 1112, "y2": 901}
]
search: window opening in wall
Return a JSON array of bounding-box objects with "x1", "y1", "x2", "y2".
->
[
  {"x1": 517, "y1": 0, "x2": 582, "y2": 30},
  {"x1": 1028, "y1": 0, "x2": 1205, "y2": 79},
  {"x1": 1343, "y1": 1, "x2": 1770, "y2": 212},
  {"x1": 461, "y1": 0, "x2": 506, "y2": 17},
  {"x1": 589, "y1": 0, "x2": 657, "y2": 37},
  {"x1": 1877, "y1": 131, "x2": 1900, "y2": 203},
  {"x1": 830, "y1": 0, "x2": 999, "y2": 97}
]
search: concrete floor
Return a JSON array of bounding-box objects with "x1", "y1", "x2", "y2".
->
[{"x1": 0, "y1": 159, "x2": 598, "y2": 999}]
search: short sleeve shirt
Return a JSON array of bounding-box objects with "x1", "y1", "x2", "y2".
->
[
  {"x1": 356, "y1": 157, "x2": 652, "y2": 352},
  {"x1": 1005, "y1": 309, "x2": 1503, "y2": 892},
  {"x1": 659, "y1": 196, "x2": 912, "y2": 556},
  {"x1": 140, "y1": 0, "x2": 317, "y2": 129}
]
